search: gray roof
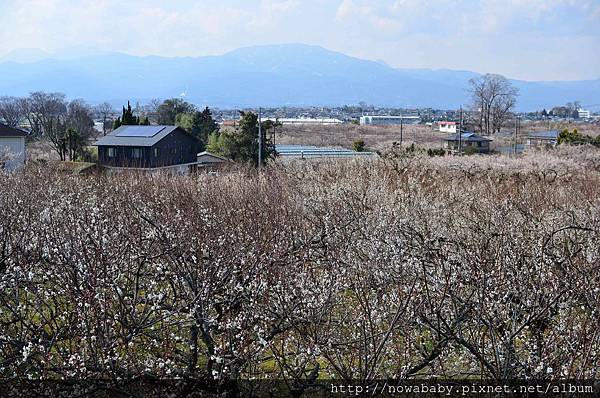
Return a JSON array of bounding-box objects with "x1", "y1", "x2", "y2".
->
[
  {"x1": 444, "y1": 132, "x2": 492, "y2": 142},
  {"x1": 93, "y1": 125, "x2": 182, "y2": 147},
  {"x1": 0, "y1": 123, "x2": 28, "y2": 137},
  {"x1": 197, "y1": 151, "x2": 229, "y2": 161},
  {"x1": 276, "y1": 144, "x2": 377, "y2": 158},
  {"x1": 527, "y1": 130, "x2": 558, "y2": 140}
]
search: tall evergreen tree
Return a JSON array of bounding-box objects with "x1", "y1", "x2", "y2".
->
[
  {"x1": 196, "y1": 107, "x2": 219, "y2": 144},
  {"x1": 121, "y1": 101, "x2": 140, "y2": 125},
  {"x1": 113, "y1": 101, "x2": 142, "y2": 129}
]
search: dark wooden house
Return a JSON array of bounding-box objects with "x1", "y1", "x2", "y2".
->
[
  {"x1": 444, "y1": 131, "x2": 492, "y2": 154},
  {"x1": 94, "y1": 125, "x2": 201, "y2": 169}
]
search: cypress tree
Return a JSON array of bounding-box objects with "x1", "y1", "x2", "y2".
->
[{"x1": 121, "y1": 101, "x2": 139, "y2": 125}]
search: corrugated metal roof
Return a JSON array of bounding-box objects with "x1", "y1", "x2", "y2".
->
[
  {"x1": 0, "y1": 123, "x2": 28, "y2": 137},
  {"x1": 93, "y1": 125, "x2": 180, "y2": 147},
  {"x1": 276, "y1": 145, "x2": 377, "y2": 158},
  {"x1": 527, "y1": 130, "x2": 558, "y2": 139}
]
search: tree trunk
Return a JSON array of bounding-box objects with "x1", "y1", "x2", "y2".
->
[{"x1": 187, "y1": 324, "x2": 199, "y2": 374}]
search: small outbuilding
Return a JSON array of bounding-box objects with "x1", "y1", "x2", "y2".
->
[
  {"x1": 444, "y1": 131, "x2": 492, "y2": 154},
  {"x1": 197, "y1": 151, "x2": 229, "y2": 167},
  {"x1": 0, "y1": 123, "x2": 27, "y2": 171},
  {"x1": 526, "y1": 130, "x2": 558, "y2": 148}
]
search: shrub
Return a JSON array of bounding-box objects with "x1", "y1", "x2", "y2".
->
[
  {"x1": 352, "y1": 138, "x2": 366, "y2": 152},
  {"x1": 558, "y1": 129, "x2": 600, "y2": 147},
  {"x1": 427, "y1": 148, "x2": 446, "y2": 157},
  {"x1": 464, "y1": 146, "x2": 478, "y2": 155},
  {"x1": 76, "y1": 146, "x2": 98, "y2": 163}
]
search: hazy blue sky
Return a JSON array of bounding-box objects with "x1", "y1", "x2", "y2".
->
[{"x1": 0, "y1": 0, "x2": 598, "y2": 81}]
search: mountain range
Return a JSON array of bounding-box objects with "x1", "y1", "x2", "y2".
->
[{"x1": 0, "y1": 44, "x2": 598, "y2": 111}]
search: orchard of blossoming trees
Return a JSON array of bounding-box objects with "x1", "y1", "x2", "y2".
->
[{"x1": 0, "y1": 147, "x2": 600, "y2": 395}]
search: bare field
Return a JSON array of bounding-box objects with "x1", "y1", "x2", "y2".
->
[
  {"x1": 275, "y1": 121, "x2": 600, "y2": 152},
  {"x1": 275, "y1": 123, "x2": 442, "y2": 151}
]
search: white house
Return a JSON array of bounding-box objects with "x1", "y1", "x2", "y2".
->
[
  {"x1": 0, "y1": 124, "x2": 27, "y2": 171},
  {"x1": 439, "y1": 121, "x2": 457, "y2": 133}
]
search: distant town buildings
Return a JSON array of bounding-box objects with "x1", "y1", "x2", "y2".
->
[
  {"x1": 438, "y1": 121, "x2": 457, "y2": 133},
  {"x1": 359, "y1": 115, "x2": 420, "y2": 126},
  {"x1": 220, "y1": 120, "x2": 239, "y2": 128},
  {"x1": 220, "y1": 117, "x2": 343, "y2": 127},
  {"x1": 265, "y1": 118, "x2": 343, "y2": 125}
]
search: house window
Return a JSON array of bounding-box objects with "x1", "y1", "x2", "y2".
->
[
  {"x1": 132, "y1": 148, "x2": 143, "y2": 158},
  {"x1": 477, "y1": 142, "x2": 482, "y2": 147},
  {"x1": 153, "y1": 148, "x2": 160, "y2": 157},
  {"x1": 107, "y1": 147, "x2": 116, "y2": 158},
  {"x1": 170, "y1": 148, "x2": 177, "y2": 155}
]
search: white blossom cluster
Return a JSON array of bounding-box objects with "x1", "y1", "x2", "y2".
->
[{"x1": 0, "y1": 152, "x2": 599, "y2": 387}]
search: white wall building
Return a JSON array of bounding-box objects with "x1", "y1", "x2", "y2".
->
[
  {"x1": 438, "y1": 121, "x2": 457, "y2": 133},
  {"x1": 578, "y1": 109, "x2": 591, "y2": 119},
  {"x1": 0, "y1": 124, "x2": 27, "y2": 172},
  {"x1": 359, "y1": 115, "x2": 420, "y2": 126}
]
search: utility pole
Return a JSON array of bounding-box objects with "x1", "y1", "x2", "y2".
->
[
  {"x1": 458, "y1": 107, "x2": 463, "y2": 153},
  {"x1": 258, "y1": 107, "x2": 263, "y2": 169},
  {"x1": 400, "y1": 111, "x2": 403, "y2": 145},
  {"x1": 414, "y1": 114, "x2": 417, "y2": 142},
  {"x1": 513, "y1": 115, "x2": 520, "y2": 156}
]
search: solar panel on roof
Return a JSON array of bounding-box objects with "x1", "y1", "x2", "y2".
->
[{"x1": 116, "y1": 126, "x2": 165, "y2": 137}]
